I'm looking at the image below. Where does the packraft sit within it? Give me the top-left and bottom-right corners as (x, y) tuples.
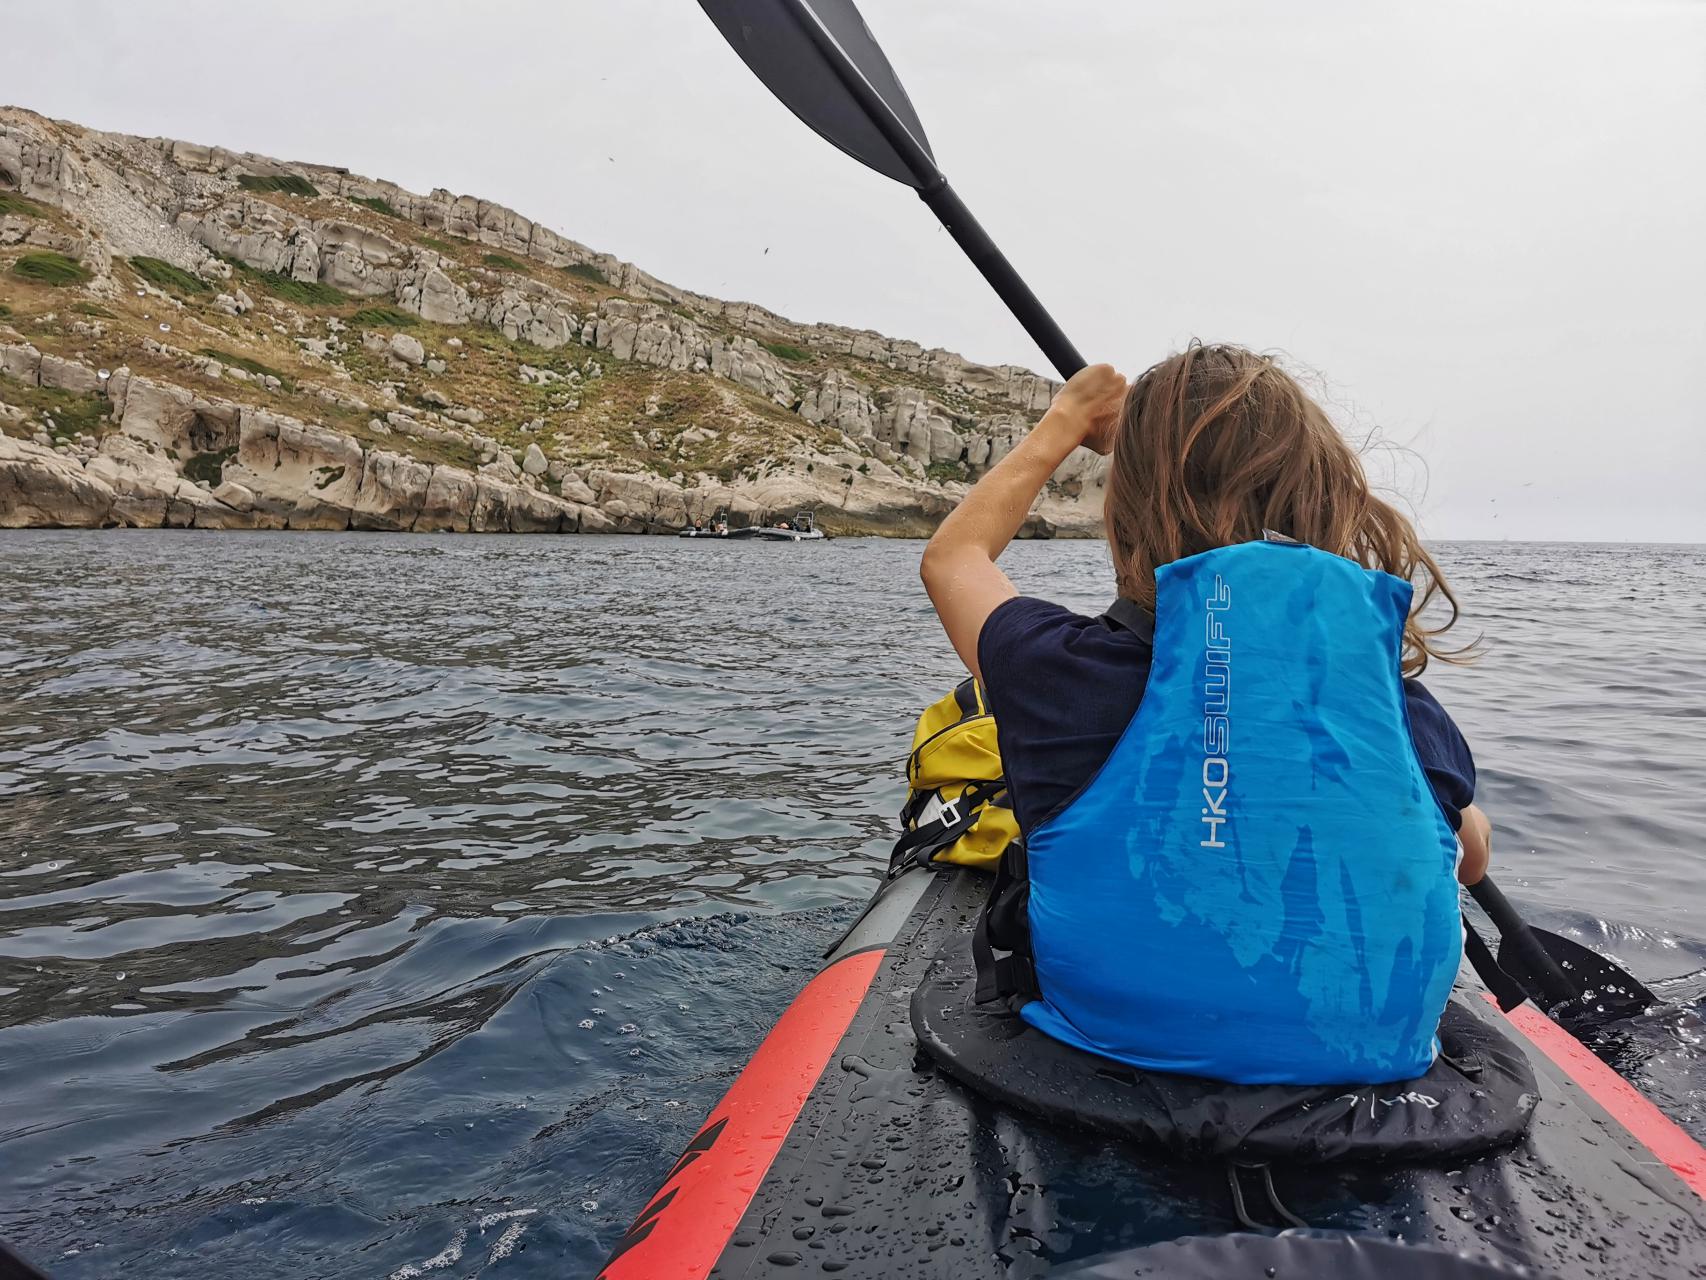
(601, 863), (1706, 1280)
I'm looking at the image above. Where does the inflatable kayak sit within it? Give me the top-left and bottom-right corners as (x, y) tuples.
(601, 864), (1706, 1279)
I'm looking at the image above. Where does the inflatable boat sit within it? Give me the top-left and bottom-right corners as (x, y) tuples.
(600, 864), (1706, 1278)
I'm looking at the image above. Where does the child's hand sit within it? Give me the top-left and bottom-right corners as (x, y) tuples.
(1457, 803), (1492, 885)
(1046, 363), (1128, 455)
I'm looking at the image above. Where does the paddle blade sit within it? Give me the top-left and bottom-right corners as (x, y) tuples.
(698, 0), (935, 188)
(1499, 927), (1657, 1023)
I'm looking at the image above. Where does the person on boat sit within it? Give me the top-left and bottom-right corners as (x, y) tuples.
(920, 343), (1491, 1086)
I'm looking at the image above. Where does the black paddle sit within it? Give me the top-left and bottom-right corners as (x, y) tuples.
(1470, 877), (1655, 1022)
(696, 0), (1660, 1031)
(696, 0), (1085, 380)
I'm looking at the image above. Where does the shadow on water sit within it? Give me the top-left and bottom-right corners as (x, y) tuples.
(0, 531), (1702, 1277)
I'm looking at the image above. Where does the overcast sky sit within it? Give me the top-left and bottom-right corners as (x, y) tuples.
(7, 1), (1703, 541)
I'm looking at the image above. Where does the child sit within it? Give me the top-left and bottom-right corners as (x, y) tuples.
(921, 343), (1490, 1086)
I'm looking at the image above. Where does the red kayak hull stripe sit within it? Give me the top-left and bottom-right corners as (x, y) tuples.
(1491, 995), (1706, 1201)
(600, 946), (886, 1280)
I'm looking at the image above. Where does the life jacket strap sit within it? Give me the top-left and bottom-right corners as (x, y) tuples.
(971, 839), (1038, 1004)
(1101, 596), (1155, 643)
(888, 778), (1007, 877)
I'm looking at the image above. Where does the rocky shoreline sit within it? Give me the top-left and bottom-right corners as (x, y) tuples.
(0, 107), (1104, 536)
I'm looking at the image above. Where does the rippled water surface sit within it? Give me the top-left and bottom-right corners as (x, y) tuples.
(2, 532), (1702, 1277)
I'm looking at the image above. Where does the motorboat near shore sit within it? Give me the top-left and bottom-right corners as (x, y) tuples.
(679, 512), (826, 542)
(599, 862), (1706, 1279)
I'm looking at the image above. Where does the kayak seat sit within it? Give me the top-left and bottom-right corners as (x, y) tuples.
(911, 927), (1540, 1164)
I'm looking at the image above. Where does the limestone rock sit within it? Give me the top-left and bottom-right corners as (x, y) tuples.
(388, 333), (425, 366)
(399, 264), (473, 325)
(212, 480), (255, 511)
(225, 408), (363, 529)
(800, 369), (877, 437)
(83, 435), (224, 528)
(472, 475), (570, 533)
(0, 342), (42, 386)
(118, 376), (241, 457)
(351, 450), (434, 531)
(558, 475), (596, 505)
(0, 434), (114, 527)
(416, 465), (477, 533)
(522, 442), (547, 476)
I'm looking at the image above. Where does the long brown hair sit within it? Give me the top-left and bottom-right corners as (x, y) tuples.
(1104, 342), (1468, 675)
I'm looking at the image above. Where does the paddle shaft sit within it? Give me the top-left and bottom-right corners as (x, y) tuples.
(781, 0), (1086, 380)
(1469, 877), (1582, 1006)
(919, 183), (1087, 380)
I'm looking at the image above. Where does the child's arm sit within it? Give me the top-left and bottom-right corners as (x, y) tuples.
(921, 363), (1127, 678)
(1458, 802), (1492, 885)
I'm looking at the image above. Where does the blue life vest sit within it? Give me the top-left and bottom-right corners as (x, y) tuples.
(1020, 539), (1463, 1085)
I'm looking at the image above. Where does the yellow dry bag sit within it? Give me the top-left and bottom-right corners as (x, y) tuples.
(890, 677), (1019, 873)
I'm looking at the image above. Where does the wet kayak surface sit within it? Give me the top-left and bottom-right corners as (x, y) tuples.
(0, 531), (1701, 1277)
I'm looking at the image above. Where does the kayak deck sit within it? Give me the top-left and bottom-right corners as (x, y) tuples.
(609, 868), (1706, 1278)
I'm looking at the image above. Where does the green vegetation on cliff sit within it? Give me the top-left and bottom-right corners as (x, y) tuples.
(0, 192), (51, 218)
(198, 347), (294, 389)
(183, 446), (236, 486)
(350, 195), (399, 217)
(0, 379), (111, 441)
(13, 252), (89, 286)
(130, 256), (211, 295)
(761, 340), (812, 363)
(350, 306), (417, 328)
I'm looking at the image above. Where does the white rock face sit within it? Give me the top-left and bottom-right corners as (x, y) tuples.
(39, 354), (103, 396)
(401, 264), (472, 325)
(0, 106), (1107, 537)
(0, 434), (115, 528)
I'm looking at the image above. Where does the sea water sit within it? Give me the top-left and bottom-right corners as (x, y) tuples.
(1, 531), (1701, 1277)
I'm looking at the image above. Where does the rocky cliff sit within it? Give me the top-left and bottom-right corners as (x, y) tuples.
(0, 107), (1104, 536)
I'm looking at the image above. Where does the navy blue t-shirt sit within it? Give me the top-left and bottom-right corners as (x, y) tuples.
(977, 596), (1476, 838)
